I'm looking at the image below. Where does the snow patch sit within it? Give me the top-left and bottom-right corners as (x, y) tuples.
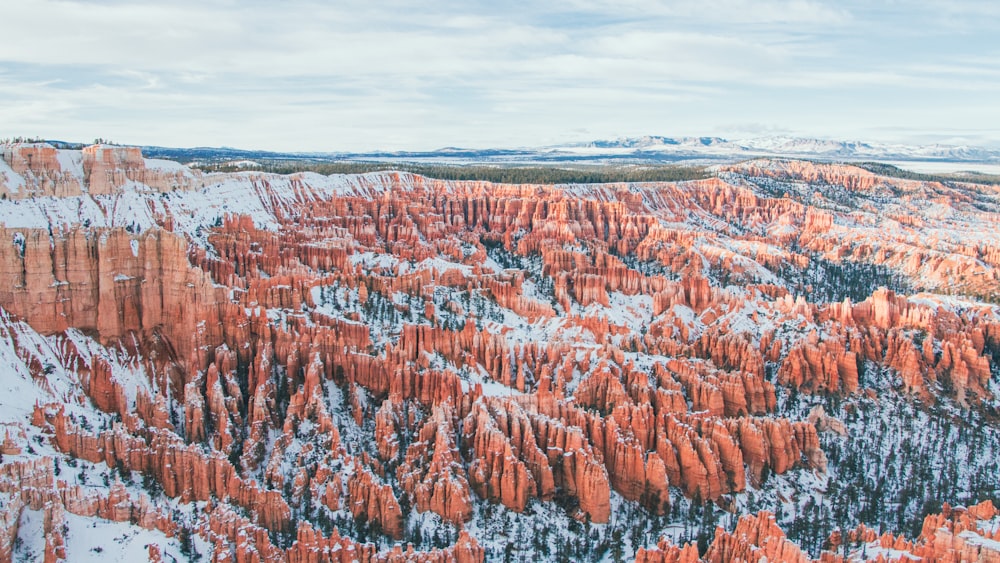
(55, 150), (85, 181)
(0, 155), (26, 194)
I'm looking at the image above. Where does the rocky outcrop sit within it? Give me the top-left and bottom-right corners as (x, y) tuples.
(636, 502), (1000, 563)
(375, 399), (403, 464)
(397, 404), (473, 524)
(287, 522), (484, 563)
(462, 399), (550, 514)
(725, 160), (883, 193)
(0, 143), (84, 198)
(807, 405), (847, 436)
(634, 541), (701, 563)
(347, 464), (404, 539)
(0, 456), (178, 563)
(705, 511), (811, 563)
(632, 512), (811, 563)
(36, 404), (293, 533)
(0, 226), (226, 369)
(0, 143), (201, 199)
(83, 145), (181, 194)
(779, 332), (859, 393)
(206, 500), (484, 563)
(840, 501), (1000, 562)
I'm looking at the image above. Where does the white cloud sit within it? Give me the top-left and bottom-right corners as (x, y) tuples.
(557, 0), (851, 25)
(0, 0), (997, 150)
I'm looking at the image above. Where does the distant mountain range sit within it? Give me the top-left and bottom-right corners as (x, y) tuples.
(559, 135), (1000, 163)
(45, 135), (1000, 167)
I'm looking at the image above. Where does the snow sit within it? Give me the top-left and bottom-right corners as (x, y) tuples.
(979, 517), (1000, 536)
(0, 161), (421, 246)
(0, 312), (157, 427)
(552, 135), (1000, 166)
(221, 159), (262, 169)
(958, 530), (1000, 553)
(855, 544), (921, 561)
(0, 156), (26, 195)
(884, 160), (1000, 175)
(144, 158), (191, 173)
(480, 255), (505, 274)
(103, 185), (161, 230)
(906, 292), (1000, 315)
(56, 512), (212, 562)
(13, 508), (47, 561)
(0, 194), (104, 230)
(0, 313), (72, 424)
(581, 292), (654, 332)
(11, 230), (25, 252)
(411, 257), (472, 275)
(669, 304), (697, 326)
(477, 380), (522, 397)
(349, 251), (399, 270)
(56, 150), (85, 180)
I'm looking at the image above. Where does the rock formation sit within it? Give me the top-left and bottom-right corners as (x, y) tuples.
(0, 145), (998, 561)
(637, 502), (1000, 563)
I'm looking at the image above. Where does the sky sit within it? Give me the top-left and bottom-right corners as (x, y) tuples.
(1, 0), (999, 152)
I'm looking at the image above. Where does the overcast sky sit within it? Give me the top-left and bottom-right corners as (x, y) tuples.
(1, 0), (998, 151)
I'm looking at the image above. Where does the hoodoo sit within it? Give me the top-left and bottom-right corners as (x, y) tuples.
(0, 143), (998, 561)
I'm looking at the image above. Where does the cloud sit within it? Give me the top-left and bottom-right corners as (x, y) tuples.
(554, 0), (851, 25)
(0, 0), (997, 150)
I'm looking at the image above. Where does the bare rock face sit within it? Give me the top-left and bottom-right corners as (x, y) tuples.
(0, 226), (226, 366)
(530, 407), (612, 522)
(287, 523), (485, 563)
(82, 145), (147, 195)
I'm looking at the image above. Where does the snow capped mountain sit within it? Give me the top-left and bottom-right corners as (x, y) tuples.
(555, 135), (1000, 163)
(580, 136), (729, 150)
(117, 135), (1000, 169)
